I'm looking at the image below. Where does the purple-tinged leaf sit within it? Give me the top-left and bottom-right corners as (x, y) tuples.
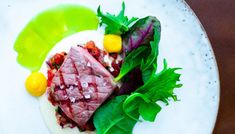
(122, 16), (161, 54)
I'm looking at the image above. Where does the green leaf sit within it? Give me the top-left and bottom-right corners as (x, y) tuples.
(139, 101), (161, 122)
(120, 59), (181, 124)
(115, 27), (161, 82)
(116, 26), (161, 83)
(141, 64), (157, 83)
(123, 93), (147, 121)
(141, 28), (160, 71)
(122, 16), (161, 53)
(140, 28), (161, 82)
(93, 96), (139, 134)
(97, 2), (138, 35)
(115, 46), (147, 81)
(137, 60), (182, 104)
(123, 93), (161, 122)
(94, 60), (182, 133)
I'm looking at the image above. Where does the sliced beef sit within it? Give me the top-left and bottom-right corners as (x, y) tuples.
(49, 46), (116, 128)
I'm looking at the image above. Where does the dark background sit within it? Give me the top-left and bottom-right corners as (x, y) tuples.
(185, 0), (235, 133)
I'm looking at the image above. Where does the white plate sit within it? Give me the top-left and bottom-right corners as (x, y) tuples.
(0, 0), (220, 134)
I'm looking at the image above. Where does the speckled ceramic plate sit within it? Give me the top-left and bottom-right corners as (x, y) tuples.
(0, 0), (220, 134)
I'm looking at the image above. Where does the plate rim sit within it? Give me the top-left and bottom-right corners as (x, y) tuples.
(181, 0), (220, 131)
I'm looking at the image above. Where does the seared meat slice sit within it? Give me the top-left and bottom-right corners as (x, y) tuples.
(49, 46), (116, 128)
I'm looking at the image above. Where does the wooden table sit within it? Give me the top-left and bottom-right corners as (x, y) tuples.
(185, 0), (235, 133)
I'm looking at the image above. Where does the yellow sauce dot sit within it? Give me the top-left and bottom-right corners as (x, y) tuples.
(25, 72), (47, 97)
(103, 34), (122, 53)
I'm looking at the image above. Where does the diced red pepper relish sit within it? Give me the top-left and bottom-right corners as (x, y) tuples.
(84, 41), (100, 58)
(54, 53), (65, 65)
(84, 41), (109, 68)
(47, 70), (55, 87)
(47, 52), (66, 70)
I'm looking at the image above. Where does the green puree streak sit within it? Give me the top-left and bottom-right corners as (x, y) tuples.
(14, 4), (99, 71)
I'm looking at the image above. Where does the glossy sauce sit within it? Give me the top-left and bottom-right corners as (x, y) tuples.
(14, 4), (99, 71)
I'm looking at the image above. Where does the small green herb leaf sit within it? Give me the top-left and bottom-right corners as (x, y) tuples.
(137, 60), (182, 104)
(97, 2), (138, 35)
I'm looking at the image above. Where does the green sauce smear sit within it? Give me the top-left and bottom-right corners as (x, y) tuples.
(14, 4), (99, 71)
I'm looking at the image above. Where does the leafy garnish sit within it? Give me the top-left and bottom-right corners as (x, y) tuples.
(94, 61), (182, 134)
(115, 25), (160, 82)
(138, 99), (161, 121)
(97, 2), (138, 35)
(117, 68), (144, 95)
(122, 16), (161, 54)
(141, 64), (157, 83)
(140, 28), (160, 82)
(115, 46), (147, 81)
(93, 4), (182, 134)
(93, 96), (139, 134)
(136, 60), (182, 104)
(116, 17), (161, 94)
(140, 28), (160, 72)
(123, 93), (161, 122)
(123, 60), (182, 122)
